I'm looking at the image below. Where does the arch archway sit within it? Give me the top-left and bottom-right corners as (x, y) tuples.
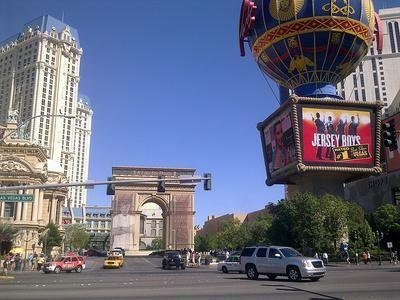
(110, 167), (196, 255)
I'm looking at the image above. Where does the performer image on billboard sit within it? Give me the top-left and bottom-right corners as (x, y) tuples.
(311, 112), (326, 160)
(272, 121), (291, 170)
(263, 110), (296, 175)
(302, 107), (373, 165)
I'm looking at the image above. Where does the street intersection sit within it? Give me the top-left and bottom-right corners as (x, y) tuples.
(1, 256), (400, 299)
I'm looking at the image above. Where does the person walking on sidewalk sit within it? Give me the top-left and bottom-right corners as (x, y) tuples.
(322, 252), (328, 265)
(366, 250), (371, 264)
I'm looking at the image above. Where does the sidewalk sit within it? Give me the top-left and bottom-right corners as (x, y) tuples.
(326, 261), (400, 270)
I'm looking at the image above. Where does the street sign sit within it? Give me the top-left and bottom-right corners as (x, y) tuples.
(0, 194), (33, 202)
(387, 242), (393, 248)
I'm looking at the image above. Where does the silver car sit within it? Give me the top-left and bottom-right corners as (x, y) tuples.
(240, 246), (326, 281)
(217, 256), (241, 273)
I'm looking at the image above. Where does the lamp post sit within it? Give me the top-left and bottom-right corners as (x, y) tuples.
(0, 113), (75, 143)
(376, 230), (384, 266)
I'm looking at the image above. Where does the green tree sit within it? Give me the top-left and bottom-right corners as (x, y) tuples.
(215, 218), (249, 250)
(151, 238), (164, 250)
(64, 224), (90, 252)
(347, 202), (375, 251)
(0, 223), (19, 254)
(194, 234), (217, 252)
(39, 222), (62, 255)
(245, 216), (272, 246)
(374, 204), (400, 249)
(269, 193), (327, 252)
(320, 194), (350, 252)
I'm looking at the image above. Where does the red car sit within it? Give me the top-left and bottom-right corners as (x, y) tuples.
(43, 255), (86, 274)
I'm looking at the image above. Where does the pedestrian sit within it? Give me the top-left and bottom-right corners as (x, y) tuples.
(361, 251), (367, 264)
(346, 251), (350, 264)
(314, 252), (319, 259)
(14, 254), (21, 271)
(37, 254), (45, 272)
(2, 257), (8, 276)
(28, 253), (33, 270)
(197, 252), (202, 266)
(322, 252), (328, 265)
(366, 250), (371, 264)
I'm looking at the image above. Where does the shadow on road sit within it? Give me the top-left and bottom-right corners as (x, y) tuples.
(261, 284), (344, 300)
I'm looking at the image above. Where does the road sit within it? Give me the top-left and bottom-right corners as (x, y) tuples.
(1, 256), (400, 299)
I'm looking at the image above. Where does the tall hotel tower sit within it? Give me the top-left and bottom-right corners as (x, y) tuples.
(0, 15), (92, 207)
(337, 8), (400, 116)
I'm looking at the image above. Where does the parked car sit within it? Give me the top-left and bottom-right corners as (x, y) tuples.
(217, 255), (241, 273)
(162, 251), (186, 270)
(240, 246), (326, 281)
(43, 255), (86, 274)
(86, 249), (108, 257)
(103, 256), (124, 269)
(113, 247), (125, 257)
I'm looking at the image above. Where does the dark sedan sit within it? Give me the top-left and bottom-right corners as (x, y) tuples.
(162, 251), (186, 270)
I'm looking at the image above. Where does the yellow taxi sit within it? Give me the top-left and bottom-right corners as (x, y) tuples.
(103, 255), (124, 269)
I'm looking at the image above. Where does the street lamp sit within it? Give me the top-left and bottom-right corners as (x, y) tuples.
(0, 113), (75, 143)
(375, 230), (384, 266)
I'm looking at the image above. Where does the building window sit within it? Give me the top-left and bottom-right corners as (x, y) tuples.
(4, 202), (15, 218)
(159, 229), (163, 237)
(151, 229), (156, 237)
(389, 22), (397, 53)
(151, 220), (156, 228)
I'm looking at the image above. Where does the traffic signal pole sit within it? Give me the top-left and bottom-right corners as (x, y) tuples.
(0, 175), (212, 192)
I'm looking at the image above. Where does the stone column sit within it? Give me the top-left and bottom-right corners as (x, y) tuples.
(0, 202), (3, 218)
(37, 190), (44, 221)
(50, 197), (57, 223)
(165, 214), (171, 249)
(58, 199), (63, 225)
(16, 202), (22, 221)
(133, 213), (141, 252)
(31, 189), (39, 221)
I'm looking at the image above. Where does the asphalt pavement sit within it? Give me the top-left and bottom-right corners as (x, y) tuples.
(1, 256), (400, 299)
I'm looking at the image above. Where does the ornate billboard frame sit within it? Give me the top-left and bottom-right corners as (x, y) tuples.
(257, 96), (383, 186)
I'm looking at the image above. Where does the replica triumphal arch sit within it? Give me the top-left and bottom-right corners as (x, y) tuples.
(110, 167), (195, 254)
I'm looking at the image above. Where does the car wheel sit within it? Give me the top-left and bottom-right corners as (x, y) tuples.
(222, 266), (228, 274)
(75, 266), (82, 273)
(181, 264), (186, 270)
(246, 265), (259, 280)
(54, 267), (61, 274)
(287, 266), (302, 282)
(267, 274), (277, 280)
(310, 277), (321, 282)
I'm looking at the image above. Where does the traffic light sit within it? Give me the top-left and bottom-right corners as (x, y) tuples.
(382, 119), (398, 151)
(203, 173), (212, 191)
(157, 175), (165, 193)
(106, 177), (115, 195)
(353, 230), (358, 241)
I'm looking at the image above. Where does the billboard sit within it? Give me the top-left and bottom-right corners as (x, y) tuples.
(300, 106), (374, 167)
(385, 113), (400, 173)
(262, 108), (296, 177)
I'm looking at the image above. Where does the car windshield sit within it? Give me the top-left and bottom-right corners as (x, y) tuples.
(279, 248), (302, 257)
(166, 252), (180, 257)
(107, 256), (120, 260)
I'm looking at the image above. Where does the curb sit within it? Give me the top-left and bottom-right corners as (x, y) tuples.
(0, 276), (15, 280)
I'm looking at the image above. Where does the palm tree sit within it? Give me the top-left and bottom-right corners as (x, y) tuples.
(0, 223), (19, 254)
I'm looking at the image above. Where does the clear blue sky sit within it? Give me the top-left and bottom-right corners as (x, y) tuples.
(0, 0), (398, 226)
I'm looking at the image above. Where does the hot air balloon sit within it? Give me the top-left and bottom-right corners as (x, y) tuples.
(239, 0), (380, 100)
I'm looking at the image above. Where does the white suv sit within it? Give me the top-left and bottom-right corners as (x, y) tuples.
(240, 246), (326, 281)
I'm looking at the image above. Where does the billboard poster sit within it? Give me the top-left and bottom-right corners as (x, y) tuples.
(263, 109), (296, 176)
(301, 106), (374, 166)
(385, 113), (400, 173)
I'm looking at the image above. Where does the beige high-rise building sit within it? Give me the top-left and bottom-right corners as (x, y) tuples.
(0, 15), (92, 207)
(337, 8), (400, 117)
